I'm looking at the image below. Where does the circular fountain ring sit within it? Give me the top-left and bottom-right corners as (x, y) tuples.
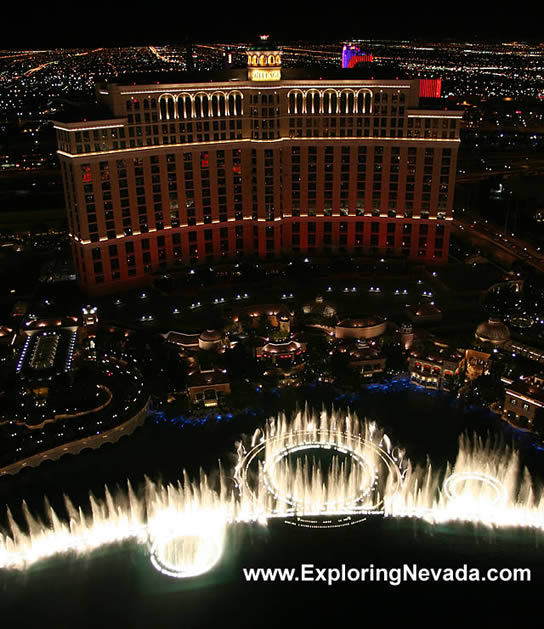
(149, 532), (224, 579)
(236, 428), (404, 527)
(443, 472), (507, 505)
(263, 441), (376, 510)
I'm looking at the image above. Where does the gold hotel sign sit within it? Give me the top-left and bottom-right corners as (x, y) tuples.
(249, 68), (281, 81)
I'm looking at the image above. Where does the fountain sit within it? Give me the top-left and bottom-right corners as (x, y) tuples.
(386, 432), (544, 528)
(1, 407), (543, 579)
(234, 407), (406, 525)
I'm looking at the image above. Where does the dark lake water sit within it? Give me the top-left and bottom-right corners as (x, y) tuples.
(1, 383), (543, 625)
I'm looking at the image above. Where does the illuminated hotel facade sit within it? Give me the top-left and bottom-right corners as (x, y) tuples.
(54, 43), (462, 295)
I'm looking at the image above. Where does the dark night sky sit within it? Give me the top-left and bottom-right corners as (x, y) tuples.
(3, 3), (542, 48)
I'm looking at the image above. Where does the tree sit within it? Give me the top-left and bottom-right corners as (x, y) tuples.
(302, 333), (332, 382)
(382, 342), (406, 373)
(238, 311), (252, 332)
(219, 343), (260, 381)
(533, 408), (544, 436)
(463, 374), (504, 408)
(329, 352), (352, 385)
(269, 327), (289, 342)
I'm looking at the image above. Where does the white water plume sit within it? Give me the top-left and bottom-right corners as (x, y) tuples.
(1, 407), (544, 578)
(385, 433), (544, 528)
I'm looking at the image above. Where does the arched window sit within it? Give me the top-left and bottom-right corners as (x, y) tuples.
(340, 92), (347, 114)
(305, 92), (312, 114)
(305, 90), (319, 114)
(176, 96), (184, 119)
(219, 94), (226, 116)
(228, 94), (235, 116)
(288, 92), (296, 114)
(235, 93), (242, 116)
(126, 100), (133, 111)
(288, 91), (304, 114)
(159, 98), (167, 120)
(194, 95), (202, 117)
(323, 90), (337, 114)
(357, 92), (365, 113)
(143, 99), (149, 110)
(178, 94), (191, 118)
(295, 92), (303, 114)
(330, 91), (338, 114)
(347, 91), (355, 114)
(211, 94), (219, 117)
(184, 96), (192, 119)
(159, 95), (176, 120)
(167, 98), (175, 120)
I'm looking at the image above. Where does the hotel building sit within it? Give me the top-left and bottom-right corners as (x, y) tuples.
(54, 41), (462, 295)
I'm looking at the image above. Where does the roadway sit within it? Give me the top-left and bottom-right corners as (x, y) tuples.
(453, 212), (544, 273)
(457, 156), (544, 183)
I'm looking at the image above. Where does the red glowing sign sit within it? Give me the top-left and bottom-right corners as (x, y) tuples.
(419, 79), (442, 98)
(346, 54), (373, 68)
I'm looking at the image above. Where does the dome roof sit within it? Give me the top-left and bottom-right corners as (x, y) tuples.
(337, 315), (384, 328)
(475, 318), (510, 344)
(261, 340), (301, 354)
(199, 329), (222, 342)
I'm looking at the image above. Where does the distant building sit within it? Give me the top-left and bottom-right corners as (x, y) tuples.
(163, 328), (224, 352)
(335, 315), (386, 340)
(0, 326), (16, 363)
(502, 373), (544, 431)
(53, 38), (461, 294)
(399, 322), (414, 350)
(463, 348), (492, 380)
(235, 304), (294, 330)
(164, 331), (200, 350)
(81, 305), (98, 333)
(342, 44), (373, 68)
(10, 301), (28, 319)
(405, 303), (442, 323)
(409, 342), (463, 390)
(255, 339), (306, 365)
(187, 367), (230, 406)
(346, 346), (386, 378)
(474, 317), (510, 346)
(16, 317), (79, 382)
(198, 329), (223, 351)
(303, 298), (336, 320)
(509, 340), (544, 365)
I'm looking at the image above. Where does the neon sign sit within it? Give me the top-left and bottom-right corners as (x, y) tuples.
(249, 68), (281, 82)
